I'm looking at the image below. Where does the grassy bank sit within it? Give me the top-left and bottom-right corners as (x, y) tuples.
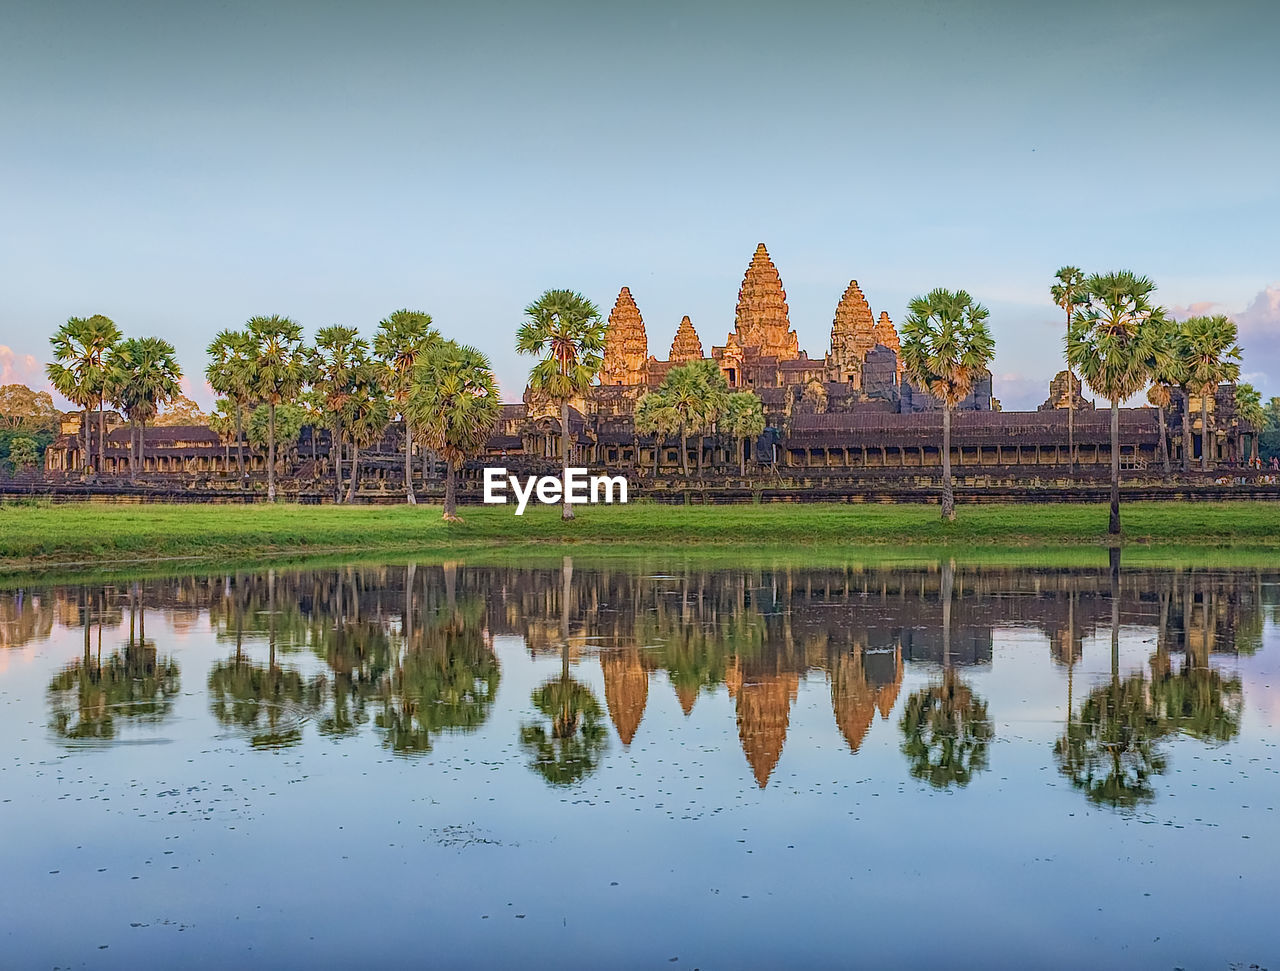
(1, 500), (1278, 572)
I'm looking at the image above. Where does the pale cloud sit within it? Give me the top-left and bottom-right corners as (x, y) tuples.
(0, 345), (47, 388)
(995, 372), (1052, 412)
(179, 375), (216, 410)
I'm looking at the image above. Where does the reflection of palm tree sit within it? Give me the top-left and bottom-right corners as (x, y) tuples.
(521, 667), (607, 785)
(520, 557), (607, 784)
(1054, 673), (1167, 810)
(208, 570), (322, 749)
(899, 560), (993, 788)
(900, 668), (992, 788)
(207, 655), (322, 749)
(374, 570), (499, 755)
(1055, 548), (1168, 810)
(48, 595), (180, 743)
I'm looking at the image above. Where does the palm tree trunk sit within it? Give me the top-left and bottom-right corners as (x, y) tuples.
(235, 402), (245, 477)
(740, 436), (746, 475)
(560, 400), (574, 521)
(653, 436), (661, 476)
(404, 419), (416, 504)
(81, 407), (90, 474)
(268, 402), (278, 501)
(345, 444), (360, 503)
(697, 435), (705, 475)
(1200, 390), (1211, 471)
(680, 430), (689, 476)
(940, 405), (955, 521)
(333, 432), (344, 502)
(98, 400), (106, 474)
(1109, 398), (1121, 535)
(1157, 405), (1170, 478)
(443, 458), (459, 520)
(1067, 365), (1076, 471)
(138, 421), (146, 474)
(1181, 390), (1192, 474)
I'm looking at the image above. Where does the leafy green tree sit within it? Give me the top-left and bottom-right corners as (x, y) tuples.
(516, 290), (605, 520)
(1050, 266), (1089, 468)
(209, 399), (237, 471)
(656, 362), (711, 476)
(339, 349), (390, 504)
(7, 435), (39, 472)
(245, 315), (308, 501)
(1259, 396), (1280, 464)
(722, 390), (766, 474)
(310, 325), (366, 501)
(205, 329), (256, 478)
(633, 391), (679, 476)
(1235, 383), (1265, 465)
(373, 309), (438, 504)
(0, 384), (57, 430)
(1180, 314), (1242, 471)
(406, 340), (501, 521)
(105, 336), (183, 474)
(1066, 272), (1163, 534)
(900, 289), (995, 521)
(249, 403), (306, 476)
(47, 314), (121, 473)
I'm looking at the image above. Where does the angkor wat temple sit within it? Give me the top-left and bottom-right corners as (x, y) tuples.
(34, 242), (1261, 500)
(495, 242), (1245, 484)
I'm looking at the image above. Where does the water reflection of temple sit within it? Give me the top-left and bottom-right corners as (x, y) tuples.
(6, 564), (1273, 786)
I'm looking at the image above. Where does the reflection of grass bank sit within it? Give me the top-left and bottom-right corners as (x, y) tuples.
(1, 500), (1278, 573)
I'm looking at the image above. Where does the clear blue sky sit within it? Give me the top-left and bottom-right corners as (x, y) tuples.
(2, 0), (1276, 409)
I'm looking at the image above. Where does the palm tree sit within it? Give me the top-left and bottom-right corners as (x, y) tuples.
(1050, 267), (1089, 469)
(245, 315), (308, 501)
(310, 326), (366, 502)
(658, 362), (709, 476)
(47, 314), (121, 474)
(1180, 314), (1242, 471)
(373, 309), (438, 504)
(406, 340), (501, 521)
(723, 390), (765, 474)
(340, 350), (390, 504)
(1144, 314), (1182, 480)
(690, 360), (730, 473)
(634, 391), (677, 476)
(1236, 383), (1265, 466)
(899, 289), (995, 521)
(1066, 272), (1163, 535)
(205, 329), (256, 478)
(105, 337), (184, 475)
(516, 290), (605, 520)
(209, 399), (237, 472)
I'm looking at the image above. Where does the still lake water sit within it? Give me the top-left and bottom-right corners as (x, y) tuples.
(1, 559), (1278, 969)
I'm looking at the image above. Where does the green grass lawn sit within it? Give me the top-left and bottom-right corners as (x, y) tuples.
(1, 500), (1278, 572)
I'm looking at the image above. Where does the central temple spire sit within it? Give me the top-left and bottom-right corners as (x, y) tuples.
(733, 243), (800, 361)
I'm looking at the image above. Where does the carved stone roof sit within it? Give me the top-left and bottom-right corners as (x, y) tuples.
(733, 243), (800, 361)
(668, 316), (704, 363)
(601, 287), (649, 386)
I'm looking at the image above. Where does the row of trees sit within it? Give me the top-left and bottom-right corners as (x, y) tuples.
(36, 275), (1260, 524)
(635, 361), (767, 476)
(1058, 269), (1246, 533)
(46, 316), (185, 476)
(204, 313), (499, 515)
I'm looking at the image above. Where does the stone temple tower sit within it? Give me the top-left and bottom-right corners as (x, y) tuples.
(733, 243), (800, 361)
(600, 286), (649, 386)
(668, 316), (704, 363)
(828, 280), (877, 387)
